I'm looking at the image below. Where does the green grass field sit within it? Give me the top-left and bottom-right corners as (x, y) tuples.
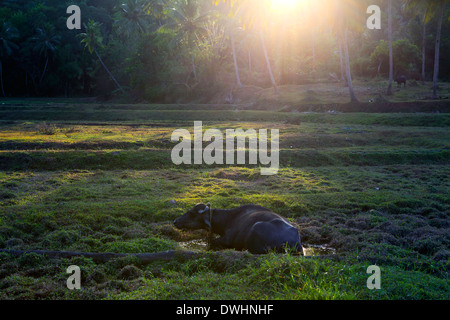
(0, 97), (448, 300)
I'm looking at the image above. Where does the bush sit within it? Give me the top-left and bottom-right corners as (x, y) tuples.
(143, 86), (167, 102)
(17, 253), (45, 267)
(43, 230), (80, 249)
(37, 122), (58, 135)
(118, 265), (143, 280)
(370, 39), (420, 77)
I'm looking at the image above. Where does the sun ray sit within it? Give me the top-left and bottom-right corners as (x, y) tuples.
(270, 0), (302, 13)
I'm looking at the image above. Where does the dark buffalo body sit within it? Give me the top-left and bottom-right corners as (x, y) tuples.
(174, 203), (302, 254)
(395, 75), (407, 87)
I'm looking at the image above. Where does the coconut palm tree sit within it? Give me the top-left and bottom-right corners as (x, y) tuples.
(163, 0), (210, 81)
(403, 0), (449, 98)
(239, 28), (258, 73)
(222, 16), (243, 88)
(386, 0), (394, 95)
(200, 17), (229, 85)
(32, 24), (61, 86)
(259, 31), (278, 93)
(338, 37), (345, 82)
(142, 0), (166, 27)
(217, 0), (364, 100)
(78, 20), (124, 93)
(230, 30), (243, 88)
(223, 0), (279, 93)
(115, 0), (150, 40)
(342, 28), (358, 102)
(431, 0), (448, 99)
(332, 0), (363, 102)
(0, 22), (19, 97)
(403, 0), (433, 84)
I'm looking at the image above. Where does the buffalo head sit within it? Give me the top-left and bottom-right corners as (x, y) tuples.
(174, 202), (211, 231)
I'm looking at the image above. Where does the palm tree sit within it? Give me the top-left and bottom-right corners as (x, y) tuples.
(333, 0), (362, 102)
(32, 25), (61, 86)
(431, 0), (447, 99)
(78, 20), (124, 93)
(403, 0), (433, 84)
(300, 1), (320, 75)
(201, 17), (228, 85)
(163, 0), (210, 81)
(230, 30), (243, 88)
(338, 37), (345, 81)
(143, 0), (166, 27)
(239, 29), (258, 73)
(259, 31), (278, 93)
(342, 27), (358, 102)
(403, 0), (449, 98)
(0, 22), (19, 97)
(115, 0), (150, 40)
(221, 14), (244, 89)
(386, 0), (394, 95)
(223, 0), (279, 93)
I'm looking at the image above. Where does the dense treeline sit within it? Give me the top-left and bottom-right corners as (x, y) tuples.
(0, 0), (449, 102)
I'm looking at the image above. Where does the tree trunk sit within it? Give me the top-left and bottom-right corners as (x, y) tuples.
(343, 28), (358, 102)
(95, 49), (124, 93)
(422, 21), (426, 84)
(40, 56), (49, 86)
(386, 0), (393, 95)
(338, 37), (345, 81)
(231, 32), (243, 88)
(187, 33), (197, 82)
(191, 54), (197, 81)
(311, 30), (316, 73)
(25, 71), (29, 96)
(0, 60), (4, 97)
(432, 0), (444, 99)
(30, 73), (39, 95)
(260, 31), (278, 94)
(280, 31), (286, 85)
(248, 51), (252, 73)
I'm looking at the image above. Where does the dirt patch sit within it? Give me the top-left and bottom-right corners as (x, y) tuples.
(0, 140), (174, 151)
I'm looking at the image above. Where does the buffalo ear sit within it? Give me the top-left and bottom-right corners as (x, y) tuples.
(198, 206), (207, 214)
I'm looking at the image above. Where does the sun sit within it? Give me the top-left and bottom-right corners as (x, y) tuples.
(270, 0), (302, 14)
(270, 0), (306, 15)
(276, 0), (298, 6)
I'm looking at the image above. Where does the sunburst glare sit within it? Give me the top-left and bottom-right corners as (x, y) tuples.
(270, 0), (302, 13)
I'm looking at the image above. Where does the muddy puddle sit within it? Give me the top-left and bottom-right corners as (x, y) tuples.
(178, 239), (209, 251)
(301, 244), (336, 256)
(178, 239), (336, 256)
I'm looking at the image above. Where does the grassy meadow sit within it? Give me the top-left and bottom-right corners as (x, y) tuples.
(0, 88), (449, 300)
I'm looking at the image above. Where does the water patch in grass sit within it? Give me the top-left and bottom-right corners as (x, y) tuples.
(302, 244), (336, 256)
(177, 239), (336, 257)
(178, 239), (208, 251)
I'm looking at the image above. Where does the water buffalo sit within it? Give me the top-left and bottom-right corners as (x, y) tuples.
(395, 75), (407, 87)
(174, 203), (302, 254)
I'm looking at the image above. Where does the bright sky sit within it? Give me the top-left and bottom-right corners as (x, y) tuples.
(270, 0), (302, 13)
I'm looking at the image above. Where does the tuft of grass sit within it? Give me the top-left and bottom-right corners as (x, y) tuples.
(36, 122), (58, 135)
(103, 238), (178, 254)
